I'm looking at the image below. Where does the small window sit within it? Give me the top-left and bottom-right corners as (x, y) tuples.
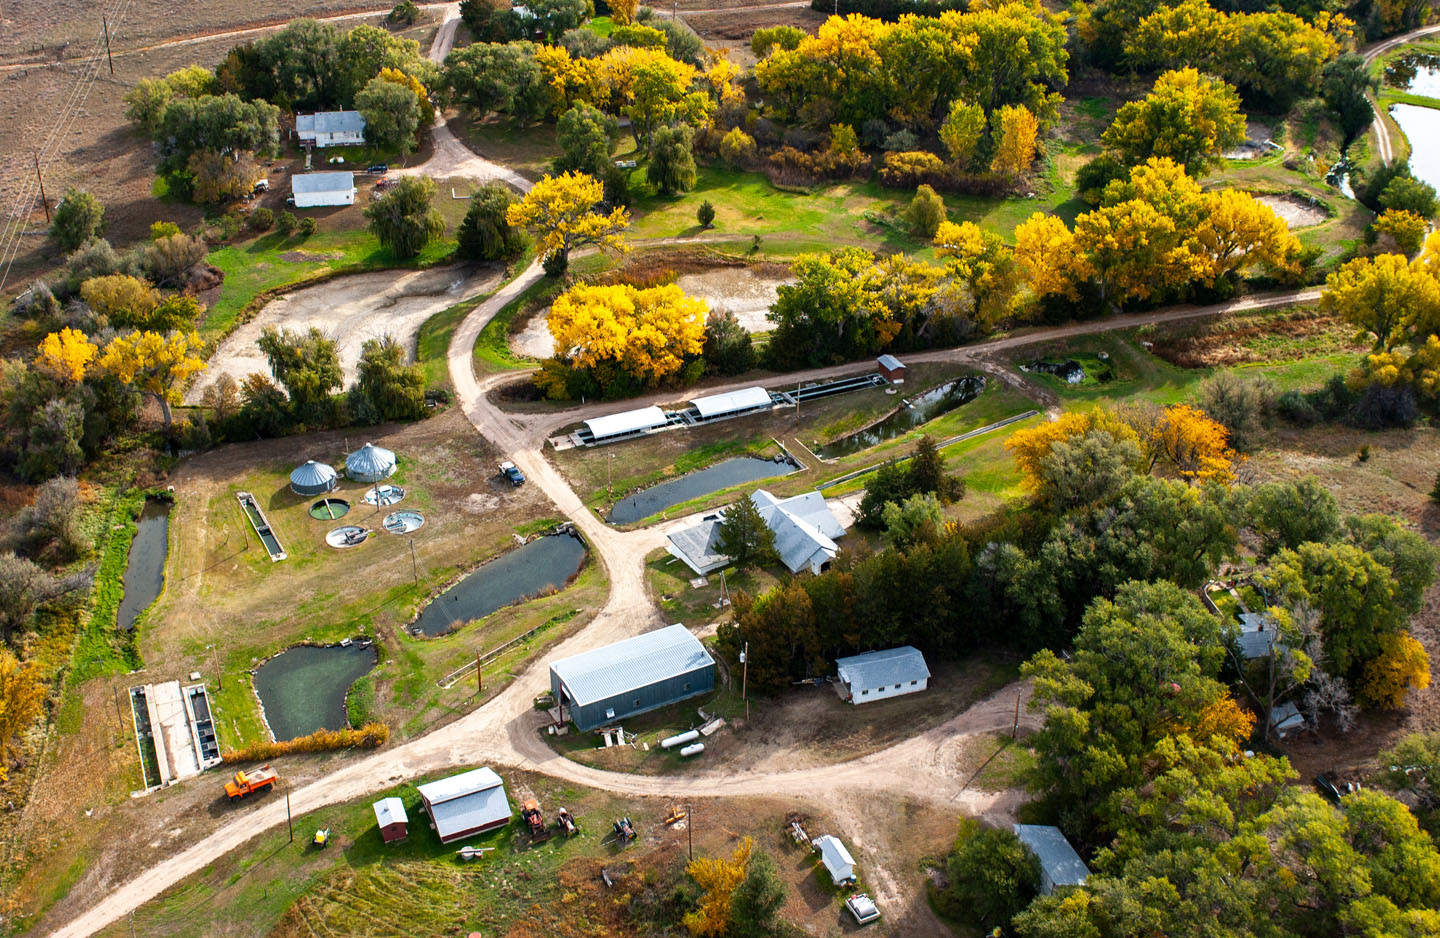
(910, 680), (917, 686)
(860, 689), (868, 695)
(683, 682), (691, 691)
(894, 684), (901, 690)
(633, 699), (642, 708)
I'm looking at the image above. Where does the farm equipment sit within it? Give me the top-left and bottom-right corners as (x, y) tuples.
(224, 765), (278, 801)
(612, 817), (636, 846)
(663, 805), (688, 826)
(312, 828), (330, 848)
(522, 799), (553, 842)
(846, 894), (881, 926)
(556, 807), (578, 836)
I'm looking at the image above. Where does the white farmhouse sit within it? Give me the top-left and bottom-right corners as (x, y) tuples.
(291, 171), (356, 208)
(295, 110), (366, 147)
(834, 646), (930, 704)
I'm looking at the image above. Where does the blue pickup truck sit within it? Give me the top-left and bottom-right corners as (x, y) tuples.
(499, 461), (525, 487)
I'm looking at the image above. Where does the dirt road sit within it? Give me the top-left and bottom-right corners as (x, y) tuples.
(1362, 24), (1440, 164)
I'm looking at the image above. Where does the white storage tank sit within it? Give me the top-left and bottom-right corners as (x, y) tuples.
(679, 742), (705, 757)
(661, 729), (701, 750)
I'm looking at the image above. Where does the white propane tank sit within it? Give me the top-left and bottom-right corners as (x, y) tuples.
(661, 729), (701, 749)
(679, 742), (705, 757)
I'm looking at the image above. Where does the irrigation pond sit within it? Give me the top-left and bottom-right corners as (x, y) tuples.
(117, 498), (171, 631)
(252, 642), (378, 742)
(607, 456), (795, 524)
(411, 532), (587, 637)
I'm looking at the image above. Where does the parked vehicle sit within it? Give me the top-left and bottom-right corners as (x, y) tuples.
(252, 179), (269, 193)
(224, 765), (278, 801)
(367, 164), (389, 175)
(846, 894), (880, 925)
(499, 461), (525, 487)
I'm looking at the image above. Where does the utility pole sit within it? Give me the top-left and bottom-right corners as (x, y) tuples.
(211, 644), (222, 690)
(33, 150), (50, 222)
(286, 787), (294, 843)
(687, 803), (693, 860)
(237, 502), (249, 549)
(741, 642), (749, 722)
(476, 651), (483, 696)
(102, 12), (114, 75)
(410, 540), (418, 584)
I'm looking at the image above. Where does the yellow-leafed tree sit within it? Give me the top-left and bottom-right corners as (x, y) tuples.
(35, 328), (98, 383)
(505, 171), (630, 274)
(684, 837), (753, 937)
(611, 0), (638, 25)
(98, 330), (207, 430)
(1320, 252), (1440, 352)
(932, 220), (1021, 326)
(377, 66), (434, 126)
(1193, 189), (1301, 284)
(1014, 212), (1087, 300)
(1359, 632), (1431, 709)
(1140, 403), (1237, 483)
(0, 649), (45, 781)
(80, 274), (160, 328)
(545, 282), (707, 391)
(990, 104), (1039, 177)
(1374, 208), (1428, 255)
(1179, 695), (1256, 748)
(1005, 409), (1141, 490)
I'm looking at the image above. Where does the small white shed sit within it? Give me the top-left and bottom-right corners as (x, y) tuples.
(835, 646), (930, 704)
(296, 110), (366, 147)
(292, 171), (356, 208)
(812, 834), (856, 884)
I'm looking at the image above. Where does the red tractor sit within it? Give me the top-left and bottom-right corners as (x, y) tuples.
(522, 799), (553, 843)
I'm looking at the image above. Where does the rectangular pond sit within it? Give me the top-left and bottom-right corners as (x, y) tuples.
(1389, 104), (1440, 193)
(411, 532), (588, 637)
(117, 497), (170, 632)
(816, 376), (985, 460)
(607, 456), (796, 524)
(252, 642), (378, 742)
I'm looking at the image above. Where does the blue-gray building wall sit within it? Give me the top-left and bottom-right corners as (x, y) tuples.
(552, 662), (715, 730)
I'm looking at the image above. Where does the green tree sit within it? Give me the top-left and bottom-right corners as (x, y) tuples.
(1244, 477), (1341, 558)
(904, 184), (946, 239)
(364, 175), (446, 260)
(701, 310), (753, 375)
(1036, 428), (1142, 511)
(716, 495), (778, 570)
(749, 25), (805, 57)
(355, 75), (421, 153)
(939, 99), (986, 167)
(696, 200), (715, 228)
(23, 399), (86, 480)
(1344, 514), (1440, 618)
(156, 95), (280, 171)
(728, 850), (787, 938)
(50, 188), (106, 253)
(512, 0), (588, 40)
(1320, 253), (1440, 352)
(456, 183), (526, 261)
(443, 42), (547, 123)
(458, 0), (513, 41)
(648, 123), (697, 196)
(1323, 53), (1379, 142)
(881, 492), (945, 549)
(1101, 69), (1245, 177)
(940, 819), (1041, 932)
(1380, 174), (1439, 219)
(256, 326), (343, 417)
(186, 150), (264, 205)
(554, 102), (617, 178)
(908, 434), (963, 502)
(355, 335), (427, 421)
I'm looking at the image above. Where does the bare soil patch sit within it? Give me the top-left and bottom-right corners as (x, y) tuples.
(1148, 307), (1365, 368)
(1254, 193), (1329, 228)
(190, 263), (502, 402)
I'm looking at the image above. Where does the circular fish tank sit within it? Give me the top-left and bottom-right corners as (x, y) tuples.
(383, 510), (424, 534)
(363, 484), (405, 507)
(309, 498), (351, 520)
(325, 525), (370, 548)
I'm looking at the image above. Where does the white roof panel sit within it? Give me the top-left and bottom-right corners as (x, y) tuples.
(292, 171), (355, 194)
(297, 110), (366, 134)
(373, 796), (408, 827)
(1014, 825), (1090, 888)
(429, 785), (511, 840)
(550, 624), (713, 707)
(813, 835), (855, 880)
(584, 406), (667, 440)
(836, 646), (930, 691)
(877, 354), (904, 370)
(417, 766), (504, 805)
(690, 387), (771, 419)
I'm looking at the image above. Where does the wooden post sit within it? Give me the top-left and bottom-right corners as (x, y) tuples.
(410, 540), (418, 584)
(286, 787), (293, 843)
(102, 13), (114, 75)
(687, 803), (694, 860)
(33, 150), (50, 222)
(476, 652), (483, 696)
(237, 501), (249, 549)
(1012, 687), (1021, 738)
(212, 644), (222, 691)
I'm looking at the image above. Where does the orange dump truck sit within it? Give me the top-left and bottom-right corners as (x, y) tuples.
(225, 765), (278, 801)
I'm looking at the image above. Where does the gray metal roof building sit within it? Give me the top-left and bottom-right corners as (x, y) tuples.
(549, 624), (715, 730)
(1013, 824), (1089, 895)
(835, 646), (930, 704)
(417, 767), (511, 843)
(584, 406), (668, 442)
(689, 387), (772, 420)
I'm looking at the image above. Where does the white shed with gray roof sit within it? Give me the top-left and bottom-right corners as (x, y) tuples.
(583, 406), (668, 442)
(417, 767), (510, 843)
(835, 646), (930, 703)
(549, 624), (715, 730)
(689, 386), (772, 420)
(1013, 824), (1089, 895)
(291, 171), (356, 207)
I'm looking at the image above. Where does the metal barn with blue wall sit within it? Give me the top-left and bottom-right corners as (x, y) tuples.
(549, 624), (715, 730)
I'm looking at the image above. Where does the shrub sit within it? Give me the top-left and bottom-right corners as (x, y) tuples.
(297, 217), (317, 236)
(882, 128), (918, 151)
(1352, 383), (1417, 429)
(388, 0), (420, 23)
(248, 207), (274, 231)
(719, 127), (757, 168)
(697, 200), (715, 228)
(1275, 389), (1319, 426)
(51, 188), (107, 253)
(9, 476), (89, 564)
(879, 150), (948, 188)
(142, 233), (207, 286)
(221, 722), (390, 762)
(543, 250), (569, 277)
(149, 221), (182, 241)
(276, 210), (296, 234)
(904, 184), (946, 238)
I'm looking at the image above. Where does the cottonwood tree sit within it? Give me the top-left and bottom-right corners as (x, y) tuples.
(540, 282), (705, 388)
(939, 99), (986, 167)
(554, 103), (617, 178)
(1243, 477), (1341, 557)
(50, 189), (106, 253)
(939, 820), (1040, 932)
(0, 649), (45, 779)
(355, 335), (426, 421)
(990, 104), (1040, 177)
(356, 76), (421, 153)
(933, 221), (1021, 326)
(504, 171), (630, 274)
(98, 331), (207, 430)
(443, 42), (548, 123)
(456, 184), (526, 261)
(1102, 69), (1245, 177)
(34, 329), (97, 384)
(1321, 253), (1440, 351)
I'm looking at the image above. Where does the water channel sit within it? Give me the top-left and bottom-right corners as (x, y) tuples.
(1388, 104), (1440, 193)
(607, 456), (796, 524)
(411, 533), (587, 636)
(816, 377), (985, 460)
(252, 642), (378, 741)
(117, 498), (171, 631)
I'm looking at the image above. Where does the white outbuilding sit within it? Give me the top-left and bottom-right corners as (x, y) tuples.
(295, 110), (366, 147)
(812, 834), (856, 884)
(1013, 824), (1090, 895)
(834, 646), (930, 704)
(291, 171), (356, 208)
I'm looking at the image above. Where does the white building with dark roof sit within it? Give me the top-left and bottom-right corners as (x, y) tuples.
(417, 767), (511, 843)
(295, 110), (366, 147)
(835, 646), (930, 704)
(1013, 824), (1090, 895)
